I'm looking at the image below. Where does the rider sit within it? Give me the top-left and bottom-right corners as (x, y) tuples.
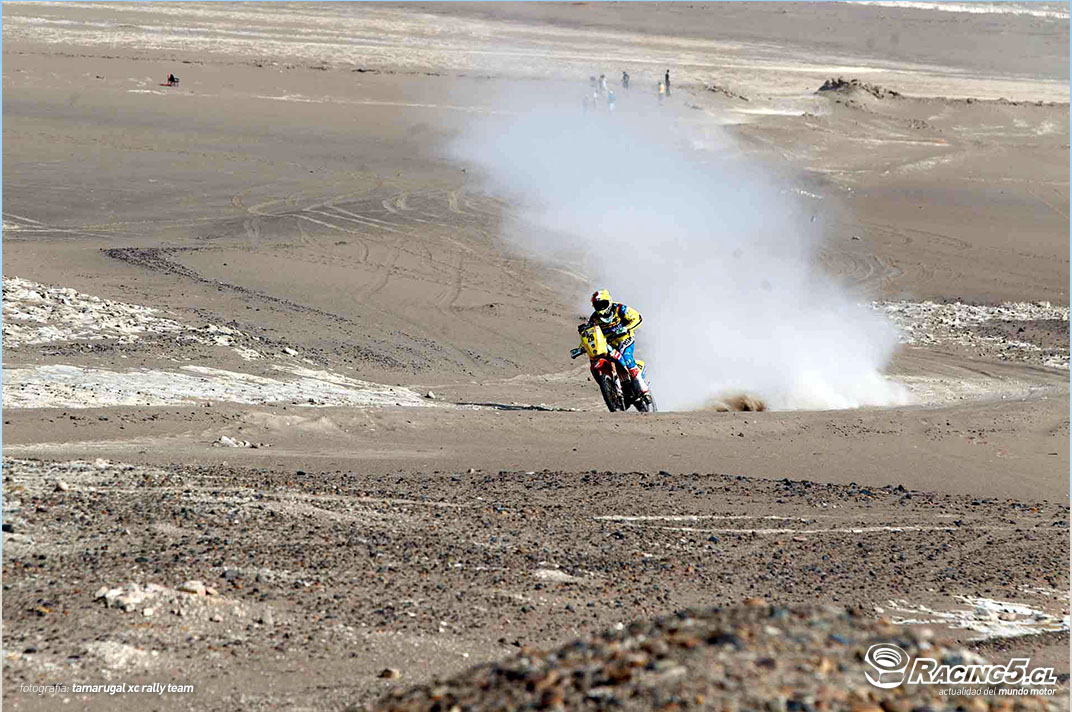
(584, 289), (650, 396)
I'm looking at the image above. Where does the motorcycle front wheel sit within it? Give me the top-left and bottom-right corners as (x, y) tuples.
(597, 373), (625, 412)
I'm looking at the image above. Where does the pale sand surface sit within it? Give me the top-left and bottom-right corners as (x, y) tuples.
(2, 3), (1068, 710)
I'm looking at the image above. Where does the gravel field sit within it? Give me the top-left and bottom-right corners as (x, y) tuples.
(2, 1), (1068, 709)
(2, 458), (1067, 710)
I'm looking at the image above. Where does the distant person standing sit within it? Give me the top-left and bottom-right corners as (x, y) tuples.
(664, 69), (671, 97)
(599, 73), (608, 95)
(621, 70), (630, 89)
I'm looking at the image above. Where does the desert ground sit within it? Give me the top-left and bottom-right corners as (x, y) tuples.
(1, 2), (1069, 710)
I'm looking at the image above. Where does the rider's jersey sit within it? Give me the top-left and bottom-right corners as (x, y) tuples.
(587, 303), (642, 347)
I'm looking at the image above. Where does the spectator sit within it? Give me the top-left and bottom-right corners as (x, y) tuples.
(621, 70), (630, 89)
(664, 69), (671, 97)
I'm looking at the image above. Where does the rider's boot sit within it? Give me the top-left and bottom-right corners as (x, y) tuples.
(629, 366), (650, 396)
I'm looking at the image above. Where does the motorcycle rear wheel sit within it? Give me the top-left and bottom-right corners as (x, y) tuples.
(640, 393), (658, 413)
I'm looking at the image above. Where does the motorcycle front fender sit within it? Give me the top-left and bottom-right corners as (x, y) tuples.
(591, 358), (614, 375)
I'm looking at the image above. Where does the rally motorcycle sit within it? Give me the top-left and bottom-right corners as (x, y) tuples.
(571, 324), (657, 413)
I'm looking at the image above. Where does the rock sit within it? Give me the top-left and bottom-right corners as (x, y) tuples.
(766, 697), (787, 712)
(93, 583), (164, 612)
(96, 587), (124, 607)
(54, 480), (70, 492)
(817, 76), (900, 99)
(379, 668), (401, 679)
(209, 613), (223, 623)
(283, 347), (298, 356)
(178, 580), (207, 596)
(257, 610), (275, 626)
(213, 435), (253, 448)
(425, 391), (436, 400)
(2, 523), (13, 533)
(116, 594), (143, 612)
(586, 687), (618, 702)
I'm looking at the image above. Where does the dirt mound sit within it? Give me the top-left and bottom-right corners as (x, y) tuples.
(372, 604), (1064, 711)
(705, 393), (767, 411)
(818, 76), (901, 99)
(706, 83), (749, 101)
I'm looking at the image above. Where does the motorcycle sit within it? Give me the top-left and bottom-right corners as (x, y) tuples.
(571, 323), (657, 413)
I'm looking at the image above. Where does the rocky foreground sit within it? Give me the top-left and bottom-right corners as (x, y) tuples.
(2, 458), (1068, 710)
(374, 604), (1067, 711)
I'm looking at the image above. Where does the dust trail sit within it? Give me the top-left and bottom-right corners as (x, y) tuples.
(451, 92), (909, 411)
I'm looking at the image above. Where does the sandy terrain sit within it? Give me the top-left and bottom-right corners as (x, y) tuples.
(2, 2), (1068, 710)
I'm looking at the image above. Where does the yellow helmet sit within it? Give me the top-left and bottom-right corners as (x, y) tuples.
(591, 289), (613, 319)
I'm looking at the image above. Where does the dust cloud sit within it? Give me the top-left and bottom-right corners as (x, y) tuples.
(451, 91), (909, 411)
